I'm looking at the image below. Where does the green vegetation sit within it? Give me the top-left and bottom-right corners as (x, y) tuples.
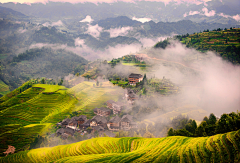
(174, 28), (240, 64)
(168, 112), (240, 137)
(1, 130), (240, 162)
(0, 47), (88, 90)
(108, 55), (147, 68)
(67, 81), (122, 118)
(0, 79), (10, 96)
(0, 82), (77, 156)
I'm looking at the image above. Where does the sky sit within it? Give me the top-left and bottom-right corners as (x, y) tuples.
(0, 0), (212, 5)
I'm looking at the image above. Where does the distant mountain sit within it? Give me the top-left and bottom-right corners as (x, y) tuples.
(0, 6), (29, 21)
(1, 0), (240, 24)
(92, 16), (142, 29)
(77, 33), (140, 49)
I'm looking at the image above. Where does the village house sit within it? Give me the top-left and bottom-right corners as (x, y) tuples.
(106, 100), (124, 114)
(107, 114), (137, 131)
(124, 88), (138, 104)
(80, 119), (91, 129)
(93, 107), (111, 116)
(60, 118), (70, 127)
(90, 115), (108, 129)
(75, 115), (87, 125)
(67, 119), (78, 129)
(56, 128), (75, 139)
(120, 114), (137, 130)
(128, 73), (143, 85)
(107, 115), (121, 131)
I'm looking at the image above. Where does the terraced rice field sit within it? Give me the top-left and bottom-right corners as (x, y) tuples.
(0, 84), (77, 156)
(1, 130), (239, 163)
(67, 81), (123, 111)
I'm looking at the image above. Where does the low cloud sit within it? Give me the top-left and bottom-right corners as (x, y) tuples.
(85, 24), (103, 38)
(183, 7), (215, 17)
(42, 20), (64, 27)
(144, 40), (240, 116)
(202, 7), (215, 17)
(80, 15), (93, 23)
(132, 17), (152, 23)
(139, 36), (168, 47)
(183, 10), (200, 17)
(218, 13), (240, 22)
(106, 26), (133, 37)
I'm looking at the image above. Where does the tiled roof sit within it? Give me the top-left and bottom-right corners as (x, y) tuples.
(92, 115), (107, 124)
(98, 107), (110, 112)
(109, 115), (121, 123)
(121, 114), (133, 122)
(129, 73), (142, 78)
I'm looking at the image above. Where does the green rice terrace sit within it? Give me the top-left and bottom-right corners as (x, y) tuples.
(0, 80), (123, 156)
(175, 28), (240, 64)
(0, 129), (239, 163)
(67, 81), (123, 117)
(0, 82), (77, 156)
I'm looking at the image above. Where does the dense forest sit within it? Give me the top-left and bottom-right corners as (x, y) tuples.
(167, 112), (240, 137)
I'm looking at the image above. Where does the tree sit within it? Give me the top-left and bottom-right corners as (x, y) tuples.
(167, 128), (175, 136)
(195, 121), (207, 137)
(208, 113), (217, 125)
(203, 116), (209, 124)
(41, 78), (45, 84)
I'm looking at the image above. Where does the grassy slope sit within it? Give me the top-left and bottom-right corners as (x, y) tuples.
(0, 84), (77, 156)
(67, 81), (123, 117)
(0, 80), (10, 96)
(1, 130), (239, 163)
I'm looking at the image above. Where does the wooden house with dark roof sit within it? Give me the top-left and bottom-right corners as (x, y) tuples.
(92, 126), (104, 132)
(80, 119), (91, 129)
(61, 118), (70, 127)
(107, 115), (121, 131)
(93, 107), (111, 117)
(67, 119), (78, 129)
(90, 115), (108, 129)
(120, 114), (137, 130)
(124, 88), (138, 104)
(75, 115), (87, 125)
(128, 73), (143, 85)
(57, 128), (75, 139)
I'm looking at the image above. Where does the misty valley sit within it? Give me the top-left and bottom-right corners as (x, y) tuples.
(0, 0), (240, 162)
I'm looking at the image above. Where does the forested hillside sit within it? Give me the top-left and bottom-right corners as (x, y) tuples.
(0, 48), (88, 91)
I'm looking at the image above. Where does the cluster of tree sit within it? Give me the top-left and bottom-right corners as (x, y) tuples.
(168, 112), (240, 137)
(154, 39), (170, 49)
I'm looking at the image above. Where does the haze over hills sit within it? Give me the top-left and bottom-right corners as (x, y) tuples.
(0, 0), (240, 161)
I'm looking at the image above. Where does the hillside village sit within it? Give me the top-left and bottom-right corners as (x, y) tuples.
(55, 73), (143, 139)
